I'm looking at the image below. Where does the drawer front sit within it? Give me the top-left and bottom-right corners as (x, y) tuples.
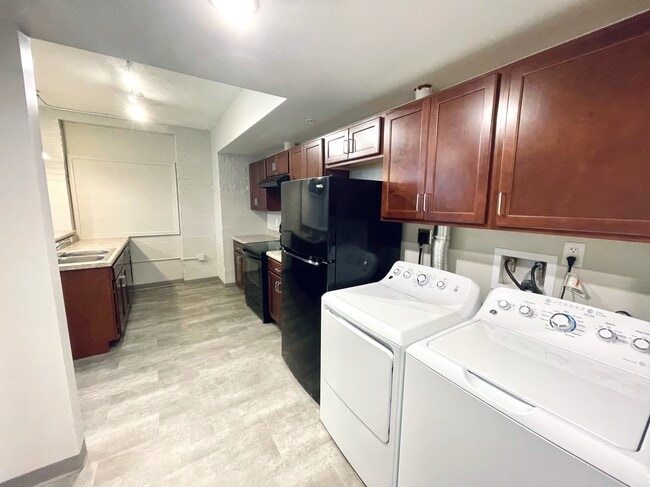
(268, 259), (282, 275)
(233, 241), (244, 254)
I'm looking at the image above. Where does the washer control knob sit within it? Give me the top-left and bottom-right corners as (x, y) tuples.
(632, 338), (650, 353)
(549, 313), (576, 332)
(497, 299), (511, 310)
(416, 274), (429, 286)
(596, 328), (617, 342)
(518, 305), (534, 317)
(403, 271), (412, 279)
(436, 280), (446, 290)
(392, 268), (400, 275)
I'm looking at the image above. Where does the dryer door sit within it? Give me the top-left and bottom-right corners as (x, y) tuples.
(322, 308), (394, 443)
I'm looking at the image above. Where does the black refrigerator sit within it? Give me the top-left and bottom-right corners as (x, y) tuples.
(280, 176), (402, 403)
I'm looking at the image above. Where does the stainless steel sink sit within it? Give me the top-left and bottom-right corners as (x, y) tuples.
(58, 255), (107, 264)
(58, 249), (111, 257)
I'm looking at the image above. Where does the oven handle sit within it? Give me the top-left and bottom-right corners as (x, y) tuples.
(242, 249), (262, 261)
(282, 247), (325, 267)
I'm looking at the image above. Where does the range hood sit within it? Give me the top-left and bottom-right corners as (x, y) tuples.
(259, 174), (290, 188)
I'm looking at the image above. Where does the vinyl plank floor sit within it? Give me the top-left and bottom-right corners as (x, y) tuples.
(38, 281), (363, 487)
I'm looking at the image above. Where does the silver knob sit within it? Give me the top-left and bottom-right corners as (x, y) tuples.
(596, 328), (617, 342)
(436, 280), (446, 290)
(416, 274), (429, 286)
(392, 268), (400, 275)
(497, 299), (510, 310)
(549, 313), (576, 332)
(403, 271), (411, 279)
(632, 338), (650, 353)
(518, 305), (534, 318)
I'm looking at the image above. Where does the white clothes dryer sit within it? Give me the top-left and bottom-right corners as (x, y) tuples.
(320, 261), (481, 487)
(399, 288), (650, 486)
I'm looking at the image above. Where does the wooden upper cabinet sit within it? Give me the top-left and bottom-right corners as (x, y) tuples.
(289, 139), (324, 181)
(382, 99), (430, 220)
(305, 138), (324, 178)
(266, 150), (289, 176)
(249, 160), (268, 210)
(496, 16), (650, 238)
(424, 73), (498, 224)
(324, 117), (382, 165)
(289, 145), (306, 181)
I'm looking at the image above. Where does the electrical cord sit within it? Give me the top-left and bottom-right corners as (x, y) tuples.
(529, 261), (544, 294)
(418, 244), (423, 265)
(560, 256), (577, 299)
(503, 258), (525, 291)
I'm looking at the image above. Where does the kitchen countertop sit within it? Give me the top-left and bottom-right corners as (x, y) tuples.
(233, 233), (280, 245)
(266, 250), (282, 263)
(58, 236), (130, 272)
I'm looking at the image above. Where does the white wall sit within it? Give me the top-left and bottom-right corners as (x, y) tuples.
(211, 152), (267, 283)
(39, 107), (217, 285)
(0, 22), (84, 483)
(267, 211), (281, 233)
(348, 165), (650, 320)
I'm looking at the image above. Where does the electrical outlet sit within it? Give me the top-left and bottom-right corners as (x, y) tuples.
(562, 242), (586, 268)
(417, 228), (431, 245)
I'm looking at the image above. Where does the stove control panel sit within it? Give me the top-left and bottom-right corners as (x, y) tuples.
(478, 288), (650, 378)
(382, 261), (480, 319)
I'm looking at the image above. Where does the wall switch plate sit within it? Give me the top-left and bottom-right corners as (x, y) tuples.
(492, 248), (558, 296)
(562, 242), (586, 268)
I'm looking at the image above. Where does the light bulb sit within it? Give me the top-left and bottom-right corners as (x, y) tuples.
(127, 103), (148, 122)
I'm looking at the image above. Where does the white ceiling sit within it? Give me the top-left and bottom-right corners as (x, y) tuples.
(1, 0), (649, 156)
(31, 39), (252, 130)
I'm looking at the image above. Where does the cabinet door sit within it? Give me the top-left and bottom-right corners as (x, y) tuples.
(275, 150), (289, 175)
(305, 138), (324, 178)
(289, 146), (306, 181)
(267, 270), (282, 326)
(497, 24), (650, 237)
(381, 98), (430, 220)
(249, 160), (267, 210)
(265, 155), (277, 176)
(324, 129), (349, 165)
(424, 74), (497, 224)
(348, 117), (382, 160)
(234, 250), (244, 289)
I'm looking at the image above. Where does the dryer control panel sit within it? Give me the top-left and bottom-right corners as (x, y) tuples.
(381, 261), (480, 319)
(478, 288), (650, 378)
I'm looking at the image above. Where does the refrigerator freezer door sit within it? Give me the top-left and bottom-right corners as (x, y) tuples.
(280, 177), (334, 262)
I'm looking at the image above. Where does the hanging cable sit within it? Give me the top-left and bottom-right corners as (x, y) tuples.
(503, 258), (525, 291)
(418, 244), (423, 265)
(560, 256), (577, 299)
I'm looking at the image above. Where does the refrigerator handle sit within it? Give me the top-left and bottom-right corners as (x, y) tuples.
(282, 248), (323, 267)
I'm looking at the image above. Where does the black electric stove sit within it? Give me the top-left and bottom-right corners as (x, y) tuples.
(242, 240), (281, 322)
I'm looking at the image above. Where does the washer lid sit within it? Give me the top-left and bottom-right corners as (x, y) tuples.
(426, 321), (650, 451)
(323, 283), (462, 346)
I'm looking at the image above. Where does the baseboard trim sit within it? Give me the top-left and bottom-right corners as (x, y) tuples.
(130, 276), (224, 292)
(1, 442), (87, 487)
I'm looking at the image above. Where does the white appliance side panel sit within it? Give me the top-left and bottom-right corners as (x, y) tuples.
(322, 309), (394, 443)
(321, 382), (395, 487)
(398, 356), (623, 487)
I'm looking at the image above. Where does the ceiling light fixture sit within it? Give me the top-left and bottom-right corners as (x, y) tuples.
(122, 60), (141, 91)
(209, 0), (259, 30)
(126, 102), (149, 123)
(122, 60), (149, 123)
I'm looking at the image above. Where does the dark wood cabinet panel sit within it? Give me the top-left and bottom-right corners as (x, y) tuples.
(233, 241), (244, 290)
(249, 160), (280, 211)
(265, 150), (289, 176)
(267, 260), (282, 327)
(289, 145), (306, 181)
(381, 99), (430, 220)
(424, 73), (497, 224)
(61, 246), (131, 359)
(496, 16), (650, 237)
(324, 129), (349, 165)
(305, 138), (324, 178)
(324, 118), (382, 165)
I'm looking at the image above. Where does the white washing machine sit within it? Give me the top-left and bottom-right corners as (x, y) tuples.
(320, 261), (481, 487)
(399, 288), (650, 487)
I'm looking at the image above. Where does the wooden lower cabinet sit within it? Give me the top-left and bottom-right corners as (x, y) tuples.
(267, 258), (282, 327)
(233, 241), (244, 290)
(60, 246), (132, 359)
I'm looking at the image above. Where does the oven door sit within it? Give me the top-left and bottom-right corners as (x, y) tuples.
(243, 249), (264, 320)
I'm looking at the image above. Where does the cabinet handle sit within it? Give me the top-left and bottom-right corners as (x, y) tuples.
(415, 193), (422, 212)
(273, 267), (281, 273)
(254, 197), (258, 206)
(272, 161), (276, 171)
(497, 192), (504, 216)
(343, 139), (349, 154)
(349, 138), (355, 153)
(423, 193), (430, 213)
(277, 282), (282, 294)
